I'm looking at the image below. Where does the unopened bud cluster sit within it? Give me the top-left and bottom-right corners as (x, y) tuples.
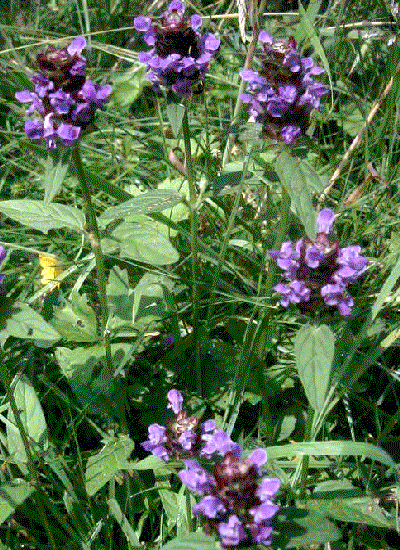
(142, 390), (280, 547)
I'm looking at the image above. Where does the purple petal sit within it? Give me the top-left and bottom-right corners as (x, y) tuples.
(167, 389), (183, 414)
(25, 118), (44, 140)
(193, 495), (226, 518)
(134, 16), (152, 32)
(67, 36), (86, 55)
(57, 123), (81, 146)
(317, 208), (335, 234)
(191, 14), (202, 30)
(218, 515), (246, 547)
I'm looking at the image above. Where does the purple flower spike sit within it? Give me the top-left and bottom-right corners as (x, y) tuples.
(240, 33), (328, 142)
(15, 36), (111, 149)
(183, 449), (280, 547)
(269, 209), (367, 316)
(134, 1), (219, 96)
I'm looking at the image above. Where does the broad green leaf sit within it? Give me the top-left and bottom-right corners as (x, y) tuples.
(0, 299), (60, 345)
(56, 344), (132, 415)
(112, 222), (179, 265)
(133, 272), (174, 330)
(161, 532), (217, 550)
(106, 266), (134, 326)
(85, 435), (135, 496)
(275, 150), (318, 238)
(107, 498), (140, 547)
(272, 507), (342, 548)
(51, 291), (98, 342)
(110, 66), (146, 108)
(100, 189), (183, 222)
(131, 455), (172, 470)
(294, 324), (335, 413)
(0, 200), (85, 233)
(7, 375), (48, 463)
(166, 100), (186, 137)
(308, 480), (396, 528)
(44, 149), (71, 204)
(372, 255), (400, 320)
(0, 480), (35, 525)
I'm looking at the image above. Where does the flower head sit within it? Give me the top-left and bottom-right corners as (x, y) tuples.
(15, 37), (111, 149)
(179, 448), (280, 547)
(268, 209), (368, 316)
(134, 2), (219, 96)
(142, 390), (238, 460)
(240, 33), (328, 142)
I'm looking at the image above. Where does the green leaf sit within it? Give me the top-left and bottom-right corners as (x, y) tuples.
(110, 66), (146, 108)
(0, 299), (60, 345)
(7, 375), (48, 463)
(372, 255), (400, 320)
(51, 291), (98, 342)
(44, 148), (71, 204)
(0, 200), (85, 233)
(275, 150), (318, 238)
(166, 100), (186, 137)
(133, 272), (173, 330)
(106, 266), (134, 325)
(100, 189), (183, 223)
(112, 222), (179, 265)
(161, 532), (217, 550)
(0, 480), (35, 525)
(85, 435), (135, 496)
(107, 498), (141, 546)
(294, 324), (335, 413)
(56, 343), (132, 415)
(265, 441), (398, 473)
(272, 507), (342, 548)
(308, 480), (396, 528)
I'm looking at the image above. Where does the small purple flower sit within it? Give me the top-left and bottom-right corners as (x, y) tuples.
(180, 449), (280, 547)
(240, 34), (328, 142)
(15, 36), (111, 149)
(269, 209), (368, 316)
(141, 390), (233, 461)
(134, 1), (219, 96)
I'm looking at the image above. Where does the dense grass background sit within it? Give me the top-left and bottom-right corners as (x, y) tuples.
(0, 1), (399, 549)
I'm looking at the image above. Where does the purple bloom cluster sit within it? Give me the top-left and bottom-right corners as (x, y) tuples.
(240, 32), (328, 143)
(268, 208), (368, 316)
(179, 449), (280, 547)
(15, 37), (111, 149)
(0, 247), (7, 293)
(134, 1), (220, 96)
(142, 389), (240, 460)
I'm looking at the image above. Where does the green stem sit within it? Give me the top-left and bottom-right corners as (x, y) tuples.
(252, 186), (292, 443)
(0, 360), (57, 550)
(155, 96), (172, 180)
(299, 405), (315, 501)
(71, 146), (112, 371)
(206, 148), (253, 327)
(222, 3), (259, 166)
(181, 109), (201, 392)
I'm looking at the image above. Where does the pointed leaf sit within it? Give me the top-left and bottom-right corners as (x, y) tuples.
(273, 507), (342, 548)
(107, 498), (141, 546)
(112, 222), (179, 265)
(85, 435), (135, 496)
(294, 324), (335, 413)
(44, 149), (71, 204)
(100, 190), (183, 222)
(275, 150), (318, 238)
(161, 532), (217, 550)
(166, 101), (186, 137)
(0, 200), (85, 233)
(0, 480), (35, 525)
(7, 375), (48, 463)
(0, 299), (60, 345)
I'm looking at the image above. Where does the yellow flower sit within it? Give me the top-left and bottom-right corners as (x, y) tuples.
(39, 254), (63, 290)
